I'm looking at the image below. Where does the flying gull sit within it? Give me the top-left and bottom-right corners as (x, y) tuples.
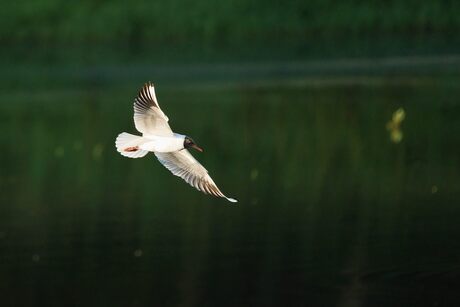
(115, 82), (237, 203)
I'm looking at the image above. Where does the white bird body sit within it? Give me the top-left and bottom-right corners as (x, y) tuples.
(139, 133), (186, 152)
(115, 83), (237, 203)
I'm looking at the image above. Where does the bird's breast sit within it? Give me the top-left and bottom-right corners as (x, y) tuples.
(140, 135), (184, 152)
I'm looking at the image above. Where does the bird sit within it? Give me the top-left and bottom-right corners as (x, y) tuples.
(115, 82), (237, 203)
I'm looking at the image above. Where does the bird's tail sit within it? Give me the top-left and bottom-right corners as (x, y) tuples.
(115, 132), (149, 158)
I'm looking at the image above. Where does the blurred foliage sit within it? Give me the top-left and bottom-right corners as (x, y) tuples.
(387, 107), (405, 143)
(1, 0), (459, 47)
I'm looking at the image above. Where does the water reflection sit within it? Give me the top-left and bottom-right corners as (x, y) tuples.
(1, 78), (460, 306)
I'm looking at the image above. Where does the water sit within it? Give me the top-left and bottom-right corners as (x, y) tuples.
(1, 60), (460, 306)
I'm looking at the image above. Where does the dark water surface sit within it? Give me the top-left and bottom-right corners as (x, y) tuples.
(1, 63), (460, 306)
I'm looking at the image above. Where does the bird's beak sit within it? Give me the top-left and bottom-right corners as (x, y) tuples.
(191, 144), (203, 152)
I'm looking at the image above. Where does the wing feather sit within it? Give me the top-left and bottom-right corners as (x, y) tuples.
(155, 150), (237, 203)
(133, 82), (173, 136)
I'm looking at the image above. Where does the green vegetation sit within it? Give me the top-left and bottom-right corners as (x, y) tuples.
(2, 0), (459, 47)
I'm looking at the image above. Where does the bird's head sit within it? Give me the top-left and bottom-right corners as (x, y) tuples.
(184, 136), (203, 152)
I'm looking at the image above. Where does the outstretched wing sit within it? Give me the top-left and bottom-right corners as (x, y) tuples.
(155, 150), (237, 203)
(133, 82), (173, 136)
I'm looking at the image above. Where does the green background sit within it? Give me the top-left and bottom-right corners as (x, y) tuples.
(1, 1), (460, 306)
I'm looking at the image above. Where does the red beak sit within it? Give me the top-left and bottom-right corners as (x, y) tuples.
(191, 144), (203, 152)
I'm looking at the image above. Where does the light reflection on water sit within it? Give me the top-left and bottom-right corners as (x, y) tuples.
(1, 75), (460, 306)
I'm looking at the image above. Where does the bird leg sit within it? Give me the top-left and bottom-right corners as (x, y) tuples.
(124, 146), (139, 152)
